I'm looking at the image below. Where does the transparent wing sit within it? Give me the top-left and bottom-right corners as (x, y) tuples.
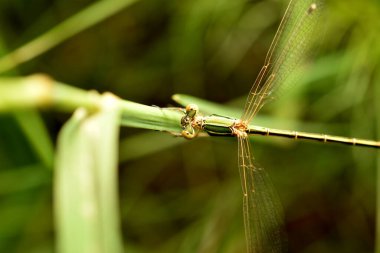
(241, 0), (322, 124)
(238, 136), (285, 253)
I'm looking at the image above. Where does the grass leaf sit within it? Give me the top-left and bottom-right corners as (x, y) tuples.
(54, 94), (123, 253)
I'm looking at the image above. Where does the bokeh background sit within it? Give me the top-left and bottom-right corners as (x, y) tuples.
(1, 0), (380, 252)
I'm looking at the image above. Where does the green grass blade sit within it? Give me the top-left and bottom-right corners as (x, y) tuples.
(55, 94), (123, 253)
(0, 0), (139, 74)
(13, 110), (54, 168)
(119, 100), (184, 133)
(55, 109), (94, 253)
(91, 95), (124, 253)
(0, 75), (184, 135)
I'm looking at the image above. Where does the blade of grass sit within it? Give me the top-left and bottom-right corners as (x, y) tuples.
(55, 108), (94, 253)
(0, 75), (184, 133)
(12, 110), (54, 168)
(0, 0), (139, 74)
(91, 94), (123, 253)
(55, 93), (123, 253)
(0, 33), (54, 169)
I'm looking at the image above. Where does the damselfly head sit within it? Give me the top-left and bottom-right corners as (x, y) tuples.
(181, 105), (200, 139)
(181, 104), (198, 127)
(181, 114), (191, 127)
(185, 104), (199, 118)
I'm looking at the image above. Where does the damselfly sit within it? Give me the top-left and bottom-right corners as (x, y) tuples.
(180, 0), (379, 252)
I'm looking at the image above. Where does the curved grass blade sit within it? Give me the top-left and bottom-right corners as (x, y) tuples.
(55, 95), (123, 253)
(0, 0), (139, 74)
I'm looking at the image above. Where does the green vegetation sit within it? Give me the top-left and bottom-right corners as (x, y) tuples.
(0, 0), (379, 252)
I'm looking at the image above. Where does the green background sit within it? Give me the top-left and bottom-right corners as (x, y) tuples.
(0, 0), (379, 252)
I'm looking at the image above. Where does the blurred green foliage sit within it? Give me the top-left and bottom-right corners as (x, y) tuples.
(0, 0), (379, 252)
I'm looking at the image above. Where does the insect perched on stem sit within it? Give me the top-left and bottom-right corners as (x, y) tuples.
(180, 0), (379, 252)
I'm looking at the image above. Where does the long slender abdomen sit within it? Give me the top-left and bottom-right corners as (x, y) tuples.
(249, 126), (380, 148)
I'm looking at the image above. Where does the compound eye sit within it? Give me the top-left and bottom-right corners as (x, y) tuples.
(181, 129), (196, 139)
(185, 104), (199, 118)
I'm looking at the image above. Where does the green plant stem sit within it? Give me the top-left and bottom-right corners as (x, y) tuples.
(0, 75), (184, 134)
